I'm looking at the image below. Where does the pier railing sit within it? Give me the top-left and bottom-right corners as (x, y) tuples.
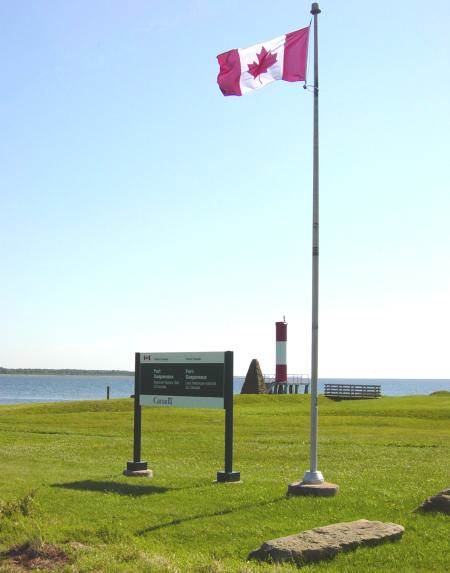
(264, 374), (310, 395)
(324, 383), (381, 400)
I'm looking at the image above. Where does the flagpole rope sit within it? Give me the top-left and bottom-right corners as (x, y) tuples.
(304, 18), (313, 90)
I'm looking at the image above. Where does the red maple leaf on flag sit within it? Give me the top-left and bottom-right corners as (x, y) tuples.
(247, 46), (278, 80)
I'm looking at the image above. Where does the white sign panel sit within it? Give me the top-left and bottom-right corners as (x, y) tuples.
(140, 395), (224, 409)
(140, 352), (225, 364)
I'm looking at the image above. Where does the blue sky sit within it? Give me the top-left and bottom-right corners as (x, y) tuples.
(1, 0), (449, 377)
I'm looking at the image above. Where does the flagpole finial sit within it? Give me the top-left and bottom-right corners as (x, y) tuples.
(311, 3), (321, 14)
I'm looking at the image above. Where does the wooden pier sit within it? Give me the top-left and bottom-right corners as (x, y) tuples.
(265, 375), (310, 395)
(324, 383), (381, 400)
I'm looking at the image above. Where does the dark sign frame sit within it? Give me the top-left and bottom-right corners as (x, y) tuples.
(124, 351), (240, 482)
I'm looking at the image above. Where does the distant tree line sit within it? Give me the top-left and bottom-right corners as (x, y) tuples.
(0, 367), (133, 376)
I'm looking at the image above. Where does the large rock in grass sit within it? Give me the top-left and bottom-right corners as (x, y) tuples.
(248, 519), (404, 566)
(415, 487), (450, 514)
(241, 359), (266, 394)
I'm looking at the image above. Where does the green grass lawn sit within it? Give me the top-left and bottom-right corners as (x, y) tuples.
(0, 394), (448, 572)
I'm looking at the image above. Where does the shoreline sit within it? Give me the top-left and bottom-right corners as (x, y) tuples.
(2, 372), (450, 381)
(0, 369), (133, 376)
(0, 374), (448, 406)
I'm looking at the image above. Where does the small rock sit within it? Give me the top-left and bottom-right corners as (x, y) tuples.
(68, 542), (89, 550)
(248, 519), (404, 565)
(415, 487), (450, 514)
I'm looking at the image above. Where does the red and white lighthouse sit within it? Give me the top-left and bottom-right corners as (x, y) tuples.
(275, 319), (287, 383)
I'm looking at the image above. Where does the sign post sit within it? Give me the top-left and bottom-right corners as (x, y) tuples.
(123, 352), (152, 476)
(123, 351), (239, 482)
(217, 351), (240, 482)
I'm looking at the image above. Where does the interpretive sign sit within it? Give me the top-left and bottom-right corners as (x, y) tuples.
(124, 350), (240, 482)
(139, 352), (225, 409)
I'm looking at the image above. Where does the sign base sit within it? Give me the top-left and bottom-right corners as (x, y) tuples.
(123, 460), (153, 478)
(216, 471), (241, 483)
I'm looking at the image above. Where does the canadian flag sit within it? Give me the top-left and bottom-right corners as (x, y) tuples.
(217, 27), (309, 96)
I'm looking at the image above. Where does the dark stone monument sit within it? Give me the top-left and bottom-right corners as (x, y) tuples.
(241, 359), (266, 394)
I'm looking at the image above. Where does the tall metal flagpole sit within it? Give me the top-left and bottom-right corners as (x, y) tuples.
(303, 1), (324, 485)
(289, 1), (337, 496)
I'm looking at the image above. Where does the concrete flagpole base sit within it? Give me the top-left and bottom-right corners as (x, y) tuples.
(288, 469), (338, 496)
(288, 480), (339, 497)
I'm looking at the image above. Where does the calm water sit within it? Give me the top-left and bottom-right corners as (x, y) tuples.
(0, 374), (449, 405)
